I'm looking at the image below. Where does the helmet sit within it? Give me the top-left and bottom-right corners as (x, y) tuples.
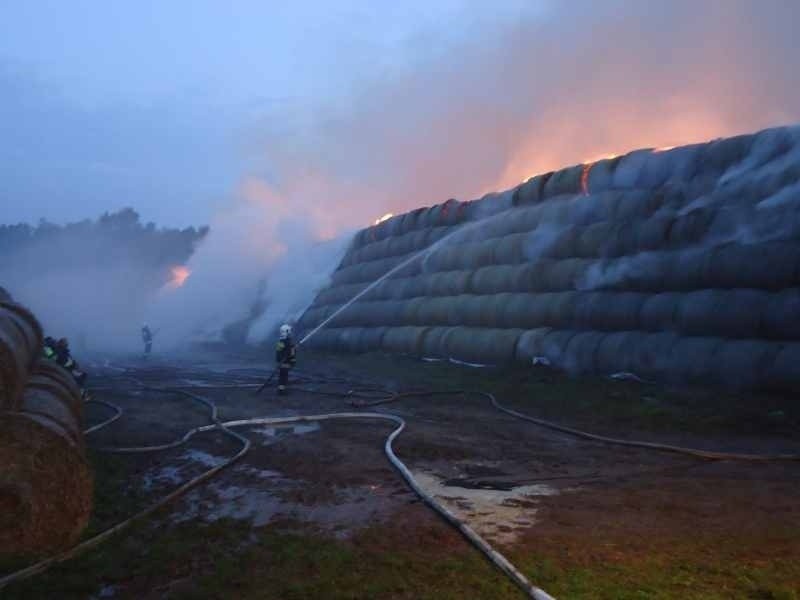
(279, 324), (292, 339)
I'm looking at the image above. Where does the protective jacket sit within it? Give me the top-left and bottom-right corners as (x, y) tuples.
(275, 337), (297, 368)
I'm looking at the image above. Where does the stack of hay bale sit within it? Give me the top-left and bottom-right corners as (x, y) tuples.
(0, 289), (92, 558)
(300, 125), (800, 390)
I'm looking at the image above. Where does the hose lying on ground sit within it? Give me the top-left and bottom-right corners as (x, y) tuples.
(349, 389), (800, 462)
(0, 379), (554, 600)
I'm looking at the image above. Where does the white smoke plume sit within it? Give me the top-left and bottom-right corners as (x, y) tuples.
(10, 1), (799, 352)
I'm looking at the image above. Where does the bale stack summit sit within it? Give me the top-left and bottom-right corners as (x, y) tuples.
(300, 125), (800, 390)
(0, 293), (92, 558)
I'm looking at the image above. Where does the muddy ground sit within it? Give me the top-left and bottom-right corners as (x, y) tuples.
(3, 350), (800, 599)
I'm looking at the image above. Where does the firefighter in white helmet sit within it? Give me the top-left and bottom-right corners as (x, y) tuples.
(275, 324), (296, 395)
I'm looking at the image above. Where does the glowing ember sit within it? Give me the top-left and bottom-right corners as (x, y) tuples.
(580, 164), (592, 195)
(580, 154), (619, 196)
(169, 265), (191, 288)
(374, 213), (394, 225)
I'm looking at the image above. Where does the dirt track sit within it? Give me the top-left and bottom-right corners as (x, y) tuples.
(4, 351), (800, 599)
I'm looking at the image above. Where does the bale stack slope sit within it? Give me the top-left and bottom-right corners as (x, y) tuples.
(0, 294), (92, 558)
(300, 125), (800, 390)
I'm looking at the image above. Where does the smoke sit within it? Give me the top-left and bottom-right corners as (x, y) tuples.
(62, 1), (800, 349)
(0, 210), (205, 353)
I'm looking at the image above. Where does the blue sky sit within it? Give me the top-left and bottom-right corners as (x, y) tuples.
(0, 1), (537, 226)
(1, 1), (798, 229)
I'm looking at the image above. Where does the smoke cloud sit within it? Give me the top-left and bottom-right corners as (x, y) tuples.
(6, 2), (800, 351)
(183, 0), (799, 346)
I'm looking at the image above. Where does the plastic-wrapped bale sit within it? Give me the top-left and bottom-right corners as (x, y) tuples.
(0, 359), (92, 558)
(381, 326), (429, 355)
(538, 329), (580, 368)
(710, 339), (778, 389)
(675, 289), (768, 339)
(338, 327), (387, 353)
(420, 326), (451, 358)
(585, 157), (620, 194)
(705, 241), (800, 290)
(765, 343), (800, 391)
(515, 328), (554, 364)
(640, 293), (682, 331)
(562, 330), (607, 375)
(573, 292), (646, 331)
(595, 331), (647, 375)
(516, 173), (551, 205)
(442, 327), (523, 365)
(425, 270), (473, 297)
(500, 293), (553, 329)
(1, 298), (44, 411)
(542, 164), (584, 199)
(415, 296), (460, 327)
(629, 332), (681, 381)
(763, 289), (800, 339)
(666, 336), (726, 385)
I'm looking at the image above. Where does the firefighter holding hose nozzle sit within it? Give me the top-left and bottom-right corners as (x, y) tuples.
(275, 324), (296, 395)
(43, 336), (90, 398)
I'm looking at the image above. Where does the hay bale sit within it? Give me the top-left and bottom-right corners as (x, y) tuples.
(710, 340), (777, 389)
(542, 165), (584, 199)
(667, 336), (726, 384)
(382, 327), (428, 355)
(515, 328), (554, 364)
(765, 343), (800, 391)
(629, 332), (681, 381)
(763, 289), (800, 339)
(516, 173), (551, 205)
(539, 329), (579, 368)
(0, 413), (92, 559)
(0, 359), (91, 559)
(706, 241), (800, 290)
(585, 157), (620, 194)
(1, 300), (44, 411)
(563, 330), (606, 375)
(443, 327), (522, 364)
(640, 293), (681, 331)
(420, 327), (450, 357)
(595, 331), (646, 375)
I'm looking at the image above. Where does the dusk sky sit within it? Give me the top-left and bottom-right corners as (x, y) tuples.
(2, 1), (799, 230)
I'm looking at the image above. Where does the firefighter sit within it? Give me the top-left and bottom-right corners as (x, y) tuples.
(275, 324), (296, 395)
(42, 336), (57, 361)
(141, 324), (153, 357)
(48, 337), (89, 397)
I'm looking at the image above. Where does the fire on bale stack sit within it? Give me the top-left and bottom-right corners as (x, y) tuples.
(0, 291), (92, 558)
(300, 125), (800, 391)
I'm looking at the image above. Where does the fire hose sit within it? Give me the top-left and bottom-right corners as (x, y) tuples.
(3, 369), (798, 597)
(0, 379), (554, 600)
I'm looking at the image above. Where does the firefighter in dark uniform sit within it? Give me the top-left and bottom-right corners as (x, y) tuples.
(44, 336), (89, 397)
(275, 324), (296, 395)
(142, 324), (153, 357)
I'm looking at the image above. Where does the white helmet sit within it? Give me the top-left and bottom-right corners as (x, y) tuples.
(279, 324), (292, 339)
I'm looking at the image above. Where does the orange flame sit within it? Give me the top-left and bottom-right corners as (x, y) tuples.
(168, 265), (191, 288)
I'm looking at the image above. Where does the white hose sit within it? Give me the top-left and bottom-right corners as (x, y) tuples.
(1, 388), (553, 599)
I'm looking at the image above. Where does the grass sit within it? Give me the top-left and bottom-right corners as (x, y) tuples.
(5, 514), (798, 599)
(306, 350), (800, 438)
(2, 353), (798, 598)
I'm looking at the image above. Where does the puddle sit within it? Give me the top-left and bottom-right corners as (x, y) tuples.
(175, 480), (403, 536)
(142, 450), (228, 490)
(251, 423), (320, 445)
(412, 471), (558, 543)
